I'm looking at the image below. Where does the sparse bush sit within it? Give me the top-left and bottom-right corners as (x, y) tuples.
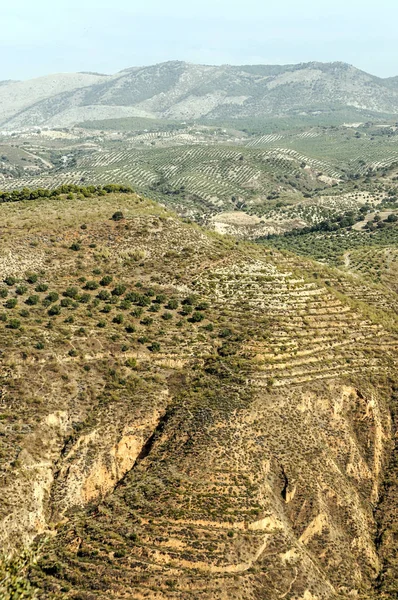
(112, 284), (126, 296)
(84, 280), (99, 291)
(148, 342), (160, 352)
(48, 305), (61, 316)
(182, 295), (197, 306)
(125, 324), (136, 333)
(119, 299), (132, 310)
(196, 302), (209, 311)
(149, 303), (160, 312)
(5, 299), (17, 309)
(60, 298), (73, 308)
(63, 287), (79, 298)
(78, 293), (91, 304)
(166, 298), (179, 310)
(97, 290), (110, 301)
(35, 283), (48, 293)
(45, 291), (58, 304)
(100, 275), (113, 286)
(141, 316), (153, 326)
(7, 319), (21, 329)
(97, 321), (106, 328)
(15, 286), (27, 296)
(112, 211), (124, 221)
(26, 273), (38, 284)
(70, 242), (81, 251)
(113, 314), (124, 324)
(4, 276), (16, 287)
(26, 295), (39, 306)
(0, 288), (8, 298)
(162, 312), (173, 321)
(190, 311), (204, 323)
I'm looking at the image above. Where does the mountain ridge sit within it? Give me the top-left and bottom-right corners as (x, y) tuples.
(1, 60), (398, 130)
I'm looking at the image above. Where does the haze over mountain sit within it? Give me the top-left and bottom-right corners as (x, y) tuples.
(2, 60), (398, 130)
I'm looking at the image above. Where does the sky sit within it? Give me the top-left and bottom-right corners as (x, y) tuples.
(1, 0), (398, 80)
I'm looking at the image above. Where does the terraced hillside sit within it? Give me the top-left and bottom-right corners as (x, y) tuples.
(2, 120), (398, 240)
(0, 190), (397, 599)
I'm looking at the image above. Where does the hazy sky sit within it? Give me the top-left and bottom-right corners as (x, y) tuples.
(2, 0), (398, 80)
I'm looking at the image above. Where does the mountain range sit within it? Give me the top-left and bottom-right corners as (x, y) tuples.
(1, 61), (398, 130)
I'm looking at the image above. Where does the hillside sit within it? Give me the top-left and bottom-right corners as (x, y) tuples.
(0, 189), (398, 599)
(1, 61), (398, 130)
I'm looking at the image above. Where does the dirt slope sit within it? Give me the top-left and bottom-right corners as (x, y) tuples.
(0, 192), (397, 599)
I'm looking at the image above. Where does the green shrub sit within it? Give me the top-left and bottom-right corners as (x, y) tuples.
(190, 311), (204, 323)
(162, 312), (173, 321)
(25, 295), (39, 306)
(125, 357), (137, 368)
(125, 324), (136, 333)
(112, 211), (124, 221)
(102, 305), (112, 313)
(20, 309), (29, 317)
(136, 295), (150, 307)
(113, 314), (124, 324)
(4, 276), (16, 286)
(100, 275), (113, 286)
(149, 303), (160, 312)
(155, 294), (167, 304)
(70, 242), (81, 251)
(63, 287), (79, 298)
(0, 288), (8, 298)
(35, 283), (48, 293)
(196, 302), (209, 311)
(60, 298), (73, 308)
(26, 273), (38, 284)
(112, 284), (127, 296)
(131, 307), (143, 317)
(0, 313), (7, 322)
(141, 316), (153, 326)
(5, 299), (17, 309)
(35, 342), (45, 350)
(44, 291), (59, 304)
(78, 293), (91, 304)
(48, 305), (61, 316)
(7, 319), (21, 329)
(97, 321), (106, 328)
(148, 342), (160, 352)
(97, 290), (110, 301)
(181, 305), (193, 316)
(68, 349), (78, 357)
(15, 286), (27, 296)
(119, 299), (132, 310)
(84, 280), (99, 291)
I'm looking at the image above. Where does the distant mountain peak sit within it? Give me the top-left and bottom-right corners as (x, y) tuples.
(1, 61), (397, 130)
